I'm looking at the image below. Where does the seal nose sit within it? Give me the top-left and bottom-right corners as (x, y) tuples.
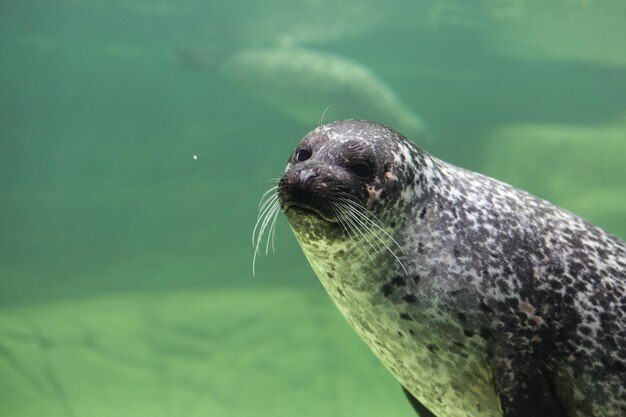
(298, 169), (318, 190)
(278, 166), (324, 212)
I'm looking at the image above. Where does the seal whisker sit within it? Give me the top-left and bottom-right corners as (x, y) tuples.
(258, 201), (279, 247)
(336, 196), (399, 246)
(255, 192), (279, 230)
(336, 197), (407, 274)
(335, 203), (376, 265)
(252, 206), (273, 247)
(252, 198), (281, 275)
(338, 202), (384, 254)
(336, 195), (406, 255)
(260, 184), (279, 200)
(318, 104), (334, 127)
(348, 209), (406, 274)
(253, 184), (282, 275)
(257, 194), (279, 224)
(253, 206), (272, 256)
(330, 202), (359, 249)
(258, 186), (279, 211)
(351, 212), (408, 275)
(331, 201), (376, 265)
(265, 203), (281, 255)
(257, 195), (279, 223)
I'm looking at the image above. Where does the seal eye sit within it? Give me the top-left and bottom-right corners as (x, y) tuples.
(350, 163), (373, 179)
(295, 149), (312, 162)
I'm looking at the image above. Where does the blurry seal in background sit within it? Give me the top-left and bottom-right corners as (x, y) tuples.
(258, 119), (626, 417)
(179, 46), (428, 146)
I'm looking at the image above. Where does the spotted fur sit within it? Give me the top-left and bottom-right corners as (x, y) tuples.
(278, 120), (626, 417)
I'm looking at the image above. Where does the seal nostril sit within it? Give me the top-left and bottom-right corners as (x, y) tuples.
(299, 170), (317, 189)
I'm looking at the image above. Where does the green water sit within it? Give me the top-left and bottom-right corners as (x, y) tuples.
(1, 1), (624, 416)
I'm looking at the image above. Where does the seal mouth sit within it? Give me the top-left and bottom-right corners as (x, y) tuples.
(283, 202), (338, 224)
(278, 166), (343, 225)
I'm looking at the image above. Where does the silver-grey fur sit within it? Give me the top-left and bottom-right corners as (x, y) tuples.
(273, 120), (626, 417)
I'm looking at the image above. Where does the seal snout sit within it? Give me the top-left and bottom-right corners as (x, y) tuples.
(278, 166), (335, 221)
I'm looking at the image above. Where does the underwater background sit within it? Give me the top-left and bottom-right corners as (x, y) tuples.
(1, 1), (625, 416)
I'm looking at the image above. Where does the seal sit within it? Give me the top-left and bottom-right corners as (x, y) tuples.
(179, 46), (426, 142)
(255, 120), (626, 417)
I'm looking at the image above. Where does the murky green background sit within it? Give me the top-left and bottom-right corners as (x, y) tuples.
(1, 1), (624, 416)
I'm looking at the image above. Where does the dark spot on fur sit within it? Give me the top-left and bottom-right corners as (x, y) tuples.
(427, 343), (438, 353)
(405, 167), (416, 183)
(419, 207), (427, 219)
(581, 339), (594, 349)
(549, 279), (563, 290)
(400, 313), (413, 321)
(603, 336), (617, 350)
(496, 279), (511, 293)
(381, 283), (393, 297)
(573, 280), (587, 292)
(608, 360), (626, 373)
(413, 274), (421, 284)
(403, 294), (417, 303)
(392, 276), (406, 286)
(458, 312), (467, 321)
(479, 301), (494, 314)
(480, 327), (493, 340)
(464, 329), (475, 338)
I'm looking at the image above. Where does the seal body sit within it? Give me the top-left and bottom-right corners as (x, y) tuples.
(277, 120), (626, 417)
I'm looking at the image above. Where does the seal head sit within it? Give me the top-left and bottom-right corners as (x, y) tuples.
(279, 120), (429, 253)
